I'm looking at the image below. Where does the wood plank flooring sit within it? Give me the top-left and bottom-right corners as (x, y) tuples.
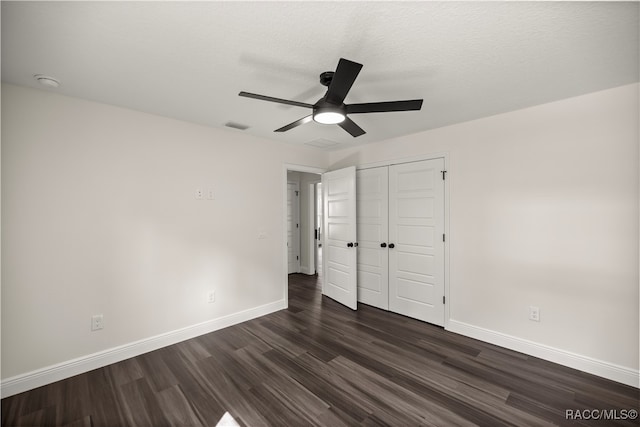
(3, 273), (638, 426)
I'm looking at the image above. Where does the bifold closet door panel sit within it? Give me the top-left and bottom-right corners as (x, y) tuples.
(356, 167), (389, 310)
(388, 159), (445, 326)
(322, 166), (358, 311)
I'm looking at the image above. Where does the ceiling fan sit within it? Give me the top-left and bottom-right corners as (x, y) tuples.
(239, 58), (423, 137)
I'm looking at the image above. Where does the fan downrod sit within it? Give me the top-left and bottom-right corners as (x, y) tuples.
(319, 71), (334, 87)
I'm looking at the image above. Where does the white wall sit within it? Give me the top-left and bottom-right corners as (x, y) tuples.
(1, 84), (329, 382)
(330, 84), (639, 382)
(3, 81), (637, 391)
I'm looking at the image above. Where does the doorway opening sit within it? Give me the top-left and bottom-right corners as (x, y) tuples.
(283, 165), (325, 306)
(286, 180), (300, 274)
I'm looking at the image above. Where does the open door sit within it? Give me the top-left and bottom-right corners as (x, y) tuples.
(322, 166), (358, 310)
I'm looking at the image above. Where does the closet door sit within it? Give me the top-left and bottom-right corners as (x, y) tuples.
(388, 159), (445, 325)
(322, 167), (358, 310)
(356, 167), (389, 310)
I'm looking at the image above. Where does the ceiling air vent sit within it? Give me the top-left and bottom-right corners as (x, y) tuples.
(224, 121), (250, 130)
(305, 138), (340, 148)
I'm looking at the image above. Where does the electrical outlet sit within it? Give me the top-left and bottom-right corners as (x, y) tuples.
(195, 189), (203, 200)
(529, 306), (540, 322)
(207, 291), (216, 303)
(206, 189), (214, 200)
(91, 314), (104, 331)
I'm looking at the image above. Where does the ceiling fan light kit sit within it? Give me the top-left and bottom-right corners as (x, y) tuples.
(239, 58), (423, 137)
(313, 111), (345, 124)
(313, 101), (346, 124)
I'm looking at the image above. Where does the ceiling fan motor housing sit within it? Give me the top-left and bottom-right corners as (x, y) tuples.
(319, 71), (334, 87)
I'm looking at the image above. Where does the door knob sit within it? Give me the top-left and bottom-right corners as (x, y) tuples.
(388, 243), (395, 248)
(347, 242), (354, 247)
(380, 243), (387, 248)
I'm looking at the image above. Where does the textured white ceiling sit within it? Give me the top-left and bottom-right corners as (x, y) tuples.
(2, 1), (638, 151)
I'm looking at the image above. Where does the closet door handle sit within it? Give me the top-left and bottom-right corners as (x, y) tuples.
(380, 243), (387, 248)
(388, 243), (395, 249)
(347, 242), (354, 248)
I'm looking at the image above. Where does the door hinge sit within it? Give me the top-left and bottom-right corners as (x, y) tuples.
(296, 223), (299, 228)
(297, 255), (299, 260)
(295, 190), (299, 196)
(441, 170), (447, 180)
(443, 234), (446, 242)
(443, 296), (446, 304)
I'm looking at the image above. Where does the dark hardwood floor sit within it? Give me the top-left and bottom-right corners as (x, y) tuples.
(3, 273), (638, 426)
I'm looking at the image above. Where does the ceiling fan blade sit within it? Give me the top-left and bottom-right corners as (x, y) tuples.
(338, 117), (366, 137)
(274, 115), (313, 132)
(325, 58), (363, 105)
(239, 91), (314, 109)
(346, 99), (423, 114)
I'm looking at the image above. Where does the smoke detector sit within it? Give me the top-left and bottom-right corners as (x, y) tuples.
(33, 74), (60, 88)
(224, 121), (250, 130)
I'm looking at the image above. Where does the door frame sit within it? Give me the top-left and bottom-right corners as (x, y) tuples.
(283, 164), (326, 307)
(356, 152), (450, 328)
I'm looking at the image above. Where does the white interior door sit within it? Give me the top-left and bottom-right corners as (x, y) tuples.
(356, 167), (389, 310)
(322, 167), (357, 310)
(287, 182), (300, 274)
(388, 159), (445, 325)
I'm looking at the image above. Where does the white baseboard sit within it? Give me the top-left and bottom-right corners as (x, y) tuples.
(1, 299), (287, 398)
(446, 320), (639, 388)
(300, 266), (315, 275)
